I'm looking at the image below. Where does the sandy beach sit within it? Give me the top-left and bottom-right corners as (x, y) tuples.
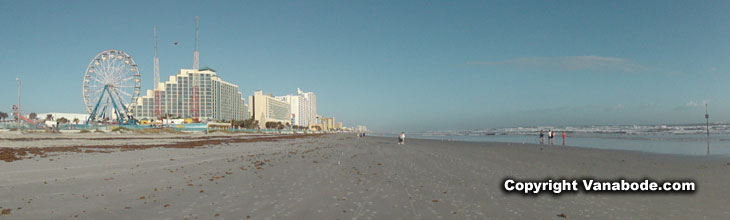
(0, 133), (729, 219)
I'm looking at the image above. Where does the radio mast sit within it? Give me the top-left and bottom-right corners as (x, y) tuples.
(193, 16), (199, 70)
(153, 26), (160, 89)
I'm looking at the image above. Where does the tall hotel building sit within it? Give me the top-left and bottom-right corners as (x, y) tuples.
(132, 68), (248, 121)
(276, 88), (317, 127)
(249, 90), (291, 128)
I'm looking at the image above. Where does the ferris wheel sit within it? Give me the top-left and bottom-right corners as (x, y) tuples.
(82, 49), (141, 124)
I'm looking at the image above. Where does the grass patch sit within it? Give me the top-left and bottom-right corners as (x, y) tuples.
(110, 127), (132, 132)
(133, 128), (183, 134)
(208, 129), (234, 134)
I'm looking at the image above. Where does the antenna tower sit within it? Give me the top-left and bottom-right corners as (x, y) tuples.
(153, 26), (162, 119)
(193, 16), (199, 70)
(154, 26), (160, 89)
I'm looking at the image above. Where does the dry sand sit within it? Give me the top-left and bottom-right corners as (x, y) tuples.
(0, 133), (728, 219)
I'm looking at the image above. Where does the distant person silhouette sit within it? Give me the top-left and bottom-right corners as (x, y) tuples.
(398, 132), (406, 145)
(548, 129), (554, 145)
(561, 131), (567, 146)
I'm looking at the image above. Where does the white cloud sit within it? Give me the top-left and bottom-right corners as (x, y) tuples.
(674, 100), (708, 111)
(469, 55), (648, 73)
(604, 104), (624, 112)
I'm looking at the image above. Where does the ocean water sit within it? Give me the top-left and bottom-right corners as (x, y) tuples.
(378, 124), (730, 156)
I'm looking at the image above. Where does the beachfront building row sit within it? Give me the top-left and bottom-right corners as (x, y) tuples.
(249, 89), (319, 129)
(305, 116), (343, 131)
(275, 88), (317, 127)
(131, 68), (248, 121)
(125, 68), (325, 129)
(320, 117), (336, 131)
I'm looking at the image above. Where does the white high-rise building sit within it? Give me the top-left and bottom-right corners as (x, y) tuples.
(300, 89), (317, 127)
(276, 94), (299, 126)
(275, 88), (317, 127)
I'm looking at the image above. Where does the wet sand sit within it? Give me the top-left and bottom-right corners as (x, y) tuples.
(0, 134), (728, 219)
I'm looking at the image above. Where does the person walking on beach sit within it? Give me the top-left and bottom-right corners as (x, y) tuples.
(561, 131), (567, 146)
(539, 130), (545, 144)
(548, 129), (554, 145)
(398, 132), (406, 145)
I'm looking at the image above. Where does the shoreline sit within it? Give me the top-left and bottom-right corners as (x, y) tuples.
(393, 134), (730, 157)
(414, 136), (730, 158)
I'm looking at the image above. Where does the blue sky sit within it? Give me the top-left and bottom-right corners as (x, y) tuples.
(1, 0), (730, 132)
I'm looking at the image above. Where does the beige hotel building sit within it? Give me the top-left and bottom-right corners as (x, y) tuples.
(249, 90), (291, 128)
(132, 68), (248, 121)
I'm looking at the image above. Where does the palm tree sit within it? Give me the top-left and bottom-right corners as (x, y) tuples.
(46, 114), (53, 121)
(0, 112), (7, 121)
(29, 112), (37, 120)
(73, 118), (80, 124)
(242, 119), (258, 129)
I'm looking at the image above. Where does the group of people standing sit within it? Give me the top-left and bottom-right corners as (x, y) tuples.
(539, 129), (567, 145)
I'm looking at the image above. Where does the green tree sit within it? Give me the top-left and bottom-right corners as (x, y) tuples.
(73, 118), (80, 124)
(265, 122), (277, 129)
(29, 112), (37, 120)
(46, 114), (53, 121)
(57, 117), (69, 124)
(0, 112), (7, 121)
(230, 120), (241, 128)
(242, 118), (258, 129)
